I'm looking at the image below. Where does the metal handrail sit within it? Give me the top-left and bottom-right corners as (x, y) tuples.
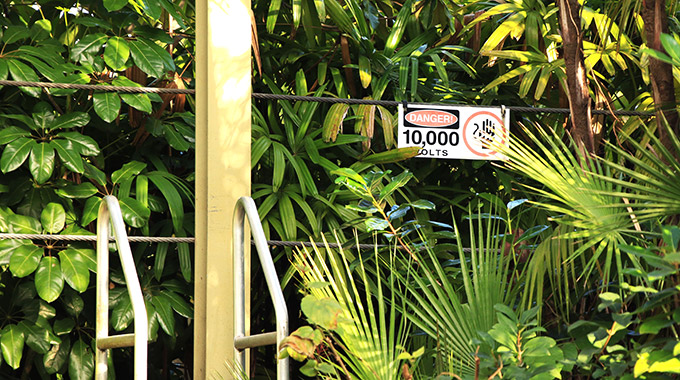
(95, 196), (148, 380)
(234, 197), (289, 379)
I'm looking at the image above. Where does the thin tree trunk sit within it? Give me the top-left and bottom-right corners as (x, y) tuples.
(642, 0), (679, 153)
(558, 0), (595, 155)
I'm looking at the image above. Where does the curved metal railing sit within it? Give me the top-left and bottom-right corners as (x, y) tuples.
(95, 196), (148, 380)
(233, 196), (289, 379)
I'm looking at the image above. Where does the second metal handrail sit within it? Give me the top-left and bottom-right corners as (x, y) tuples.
(95, 196), (148, 380)
(233, 196), (289, 379)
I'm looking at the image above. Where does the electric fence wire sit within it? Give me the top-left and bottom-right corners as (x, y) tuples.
(0, 233), (461, 251)
(0, 79), (654, 116)
(0, 78), (651, 249)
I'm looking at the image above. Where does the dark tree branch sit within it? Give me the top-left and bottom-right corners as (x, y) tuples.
(558, 0), (595, 156)
(642, 0), (679, 155)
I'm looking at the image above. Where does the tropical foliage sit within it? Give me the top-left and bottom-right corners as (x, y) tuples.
(1, 0), (680, 378)
(0, 0), (195, 377)
(253, 0), (680, 379)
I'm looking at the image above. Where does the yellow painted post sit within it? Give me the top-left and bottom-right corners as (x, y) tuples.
(195, 0), (251, 378)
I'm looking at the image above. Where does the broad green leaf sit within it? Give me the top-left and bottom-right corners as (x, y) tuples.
(150, 294), (175, 336)
(146, 303), (159, 342)
(300, 295), (344, 330)
(43, 335), (70, 374)
(154, 242), (169, 280)
(411, 199), (436, 210)
(1, 137), (33, 173)
(104, 36), (130, 71)
(41, 203), (66, 233)
(1, 324), (25, 369)
(251, 136), (272, 168)
(147, 172), (184, 232)
(482, 64), (534, 92)
(266, 0), (283, 33)
(83, 163), (106, 187)
(136, 36), (174, 71)
(59, 131), (100, 156)
(111, 294), (133, 331)
(317, 61), (327, 84)
(111, 161), (147, 184)
(22, 298), (56, 321)
(0, 239), (30, 265)
(178, 242), (191, 282)
(140, 0), (163, 19)
(68, 247), (96, 272)
(35, 256), (64, 302)
(119, 197), (151, 228)
(73, 17), (113, 29)
(3, 26), (30, 44)
(430, 53), (448, 84)
(322, 103), (349, 142)
(7, 59), (40, 97)
(384, 0), (411, 55)
(80, 197), (101, 226)
(160, 290), (193, 318)
(58, 249), (90, 292)
(68, 339), (94, 380)
(112, 77), (153, 113)
(409, 56), (418, 100)
(129, 39), (165, 78)
(9, 214), (41, 233)
(9, 244), (42, 277)
(55, 183), (98, 199)
(20, 321), (53, 354)
(0, 126), (29, 144)
(366, 217), (389, 232)
(103, 0), (127, 12)
(53, 319), (75, 336)
(70, 33), (107, 61)
(324, 0), (359, 40)
(2, 114), (35, 129)
(331, 168), (366, 185)
(49, 112), (90, 131)
(50, 140), (84, 173)
(660, 33), (680, 63)
(93, 92), (121, 123)
(29, 142), (55, 184)
(358, 56), (371, 88)
(120, 92), (153, 113)
(163, 124), (191, 151)
(377, 106), (394, 148)
(379, 170), (413, 200)
(361, 146), (420, 164)
(17, 54), (59, 82)
(272, 143), (285, 192)
(278, 194), (297, 240)
(292, 0), (302, 27)
(51, 73), (91, 96)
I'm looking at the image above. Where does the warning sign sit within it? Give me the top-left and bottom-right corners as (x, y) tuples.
(398, 104), (509, 160)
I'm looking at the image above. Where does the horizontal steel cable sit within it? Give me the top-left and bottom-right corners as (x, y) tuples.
(0, 79), (653, 116)
(0, 79), (195, 94)
(0, 233), (195, 243)
(0, 233), (473, 252)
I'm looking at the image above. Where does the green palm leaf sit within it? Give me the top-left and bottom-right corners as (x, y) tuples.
(293, 235), (409, 379)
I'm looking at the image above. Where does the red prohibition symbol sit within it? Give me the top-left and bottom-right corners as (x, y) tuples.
(463, 111), (507, 157)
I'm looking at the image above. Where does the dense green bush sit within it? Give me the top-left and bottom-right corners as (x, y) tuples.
(0, 0), (195, 377)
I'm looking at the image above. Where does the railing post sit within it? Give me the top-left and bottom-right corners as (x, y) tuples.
(95, 196), (148, 380)
(233, 197), (289, 379)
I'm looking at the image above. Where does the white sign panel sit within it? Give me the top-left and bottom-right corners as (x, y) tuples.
(398, 103), (510, 160)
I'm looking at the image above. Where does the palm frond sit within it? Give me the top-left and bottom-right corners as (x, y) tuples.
(494, 123), (637, 289)
(397, 209), (517, 376)
(293, 235), (409, 379)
